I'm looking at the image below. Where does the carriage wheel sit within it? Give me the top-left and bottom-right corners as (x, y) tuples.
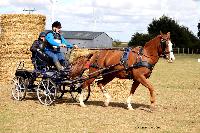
(37, 78), (57, 105)
(56, 85), (65, 99)
(11, 76), (27, 101)
(70, 84), (90, 102)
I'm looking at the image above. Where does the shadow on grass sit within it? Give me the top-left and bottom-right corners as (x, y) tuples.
(23, 93), (151, 111)
(85, 100), (150, 110)
(55, 98), (150, 111)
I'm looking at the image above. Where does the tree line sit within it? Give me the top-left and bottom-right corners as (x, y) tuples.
(128, 15), (200, 49)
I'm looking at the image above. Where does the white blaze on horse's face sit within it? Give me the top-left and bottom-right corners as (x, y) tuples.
(167, 40), (175, 62)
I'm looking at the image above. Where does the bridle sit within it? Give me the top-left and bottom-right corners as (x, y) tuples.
(160, 38), (170, 57)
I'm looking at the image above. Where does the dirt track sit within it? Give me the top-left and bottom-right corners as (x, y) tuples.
(1, 55), (200, 133)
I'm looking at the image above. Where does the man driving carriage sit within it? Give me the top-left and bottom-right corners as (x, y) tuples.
(31, 21), (78, 75)
(44, 21), (78, 75)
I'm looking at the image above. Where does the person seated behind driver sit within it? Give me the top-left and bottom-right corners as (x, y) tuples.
(44, 21), (78, 74)
(29, 32), (46, 89)
(30, 32), (46, 65)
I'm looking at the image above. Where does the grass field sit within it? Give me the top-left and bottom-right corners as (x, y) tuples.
(0, 54), (200, 133)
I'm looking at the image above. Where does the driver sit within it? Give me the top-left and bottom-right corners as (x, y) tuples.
(45, 21), (78, 74)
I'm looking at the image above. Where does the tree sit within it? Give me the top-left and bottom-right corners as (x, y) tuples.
(112, 39), (122, 47)
(147, 15), (200, 48)
(128, 32), (151, 47)
(198, 22), (200, 39)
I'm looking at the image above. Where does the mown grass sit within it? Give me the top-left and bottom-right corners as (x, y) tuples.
(0, 54), (200, 133)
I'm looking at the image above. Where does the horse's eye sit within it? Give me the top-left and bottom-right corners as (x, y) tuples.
(161, 39), (165, 42)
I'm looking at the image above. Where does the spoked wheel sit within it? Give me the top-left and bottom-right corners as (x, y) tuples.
(37, 78), (57, 105)
(11, 76), (27, 101)
(56, 85), (65, 99)
(70, 84), (90, 102)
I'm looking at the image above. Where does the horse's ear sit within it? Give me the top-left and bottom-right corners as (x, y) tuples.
(160, 31), (164, 36)
(86, 53), (93, 60)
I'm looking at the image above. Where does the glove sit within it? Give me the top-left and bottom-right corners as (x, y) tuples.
(73, 45), (79, 49)
(60, 44), (66, 48)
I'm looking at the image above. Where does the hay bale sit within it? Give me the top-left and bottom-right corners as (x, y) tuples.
(0, 14), (46, 84)
(69, 49), (97, 62)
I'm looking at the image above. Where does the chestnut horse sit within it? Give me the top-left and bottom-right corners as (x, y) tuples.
(79, 32), (174, 110)
(69, 54), (93, 79)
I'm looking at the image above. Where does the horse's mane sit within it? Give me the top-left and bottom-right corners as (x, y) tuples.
(144, 35), (161, 48)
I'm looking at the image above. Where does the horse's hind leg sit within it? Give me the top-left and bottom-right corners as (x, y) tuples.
(127, 81), (140, 110)
(98, 83), (112, 107)
(97, 76), (115, 107)
(79, 78), (96, 107)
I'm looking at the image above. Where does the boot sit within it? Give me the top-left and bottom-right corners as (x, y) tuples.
(55, 61), (70, 78)
(54, 61), (64, 71)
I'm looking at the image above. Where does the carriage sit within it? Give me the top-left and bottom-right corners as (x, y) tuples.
(11, 32), (175, 109)
(11, 47), (91, 106)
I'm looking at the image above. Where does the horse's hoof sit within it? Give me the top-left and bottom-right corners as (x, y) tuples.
(80, 103), (87, 108)
(150, 105), (156, 112)
(127, 107), (134, 110)
(104, 102), (109, 107)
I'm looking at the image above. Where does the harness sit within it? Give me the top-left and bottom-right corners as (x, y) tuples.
(132, 48), (155, 70)
(120, 47), (155, 70)
(87, 47), (156, 80)
(88, 37), (170, 80)
(120, 47), (131, 69)
(160, 40), (167, 56)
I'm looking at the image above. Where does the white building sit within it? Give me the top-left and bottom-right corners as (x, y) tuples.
(61, 31), (113, 48)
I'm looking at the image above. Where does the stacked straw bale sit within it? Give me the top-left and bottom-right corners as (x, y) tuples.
(0, 14), (46, 84)
(69, 49), (97, 62)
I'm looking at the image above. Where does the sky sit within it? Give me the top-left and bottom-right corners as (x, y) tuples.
(0, 0), (200, 42)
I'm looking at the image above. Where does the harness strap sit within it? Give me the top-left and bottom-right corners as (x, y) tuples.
(139, 47), (143, 55)
(132, 48), (155, 70)
(132, 61), (155, 70)
(90, 48), (155, 79)
(120, 47), (132, 69)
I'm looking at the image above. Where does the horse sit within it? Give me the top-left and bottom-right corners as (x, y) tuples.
(68, 53), (93, 79)
(79, 32), (175, 110)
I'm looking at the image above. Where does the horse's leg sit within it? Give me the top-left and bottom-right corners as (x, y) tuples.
(127, 81), (140, 110)
(136, 75), (156, 110)
(97, 76), (115, 107)
(97, 83), (112, 107)
(79, 66), (100, 107)
(79, 78), (96, 107)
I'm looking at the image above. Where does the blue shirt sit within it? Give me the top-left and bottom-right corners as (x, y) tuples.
(45, 31), (73, 51)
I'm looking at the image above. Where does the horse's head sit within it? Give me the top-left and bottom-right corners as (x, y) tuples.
(159, 32), (175, 62)
(70, 53), (93, 78)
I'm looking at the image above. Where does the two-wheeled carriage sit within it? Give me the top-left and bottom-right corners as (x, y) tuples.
(11, 48), (91, 105)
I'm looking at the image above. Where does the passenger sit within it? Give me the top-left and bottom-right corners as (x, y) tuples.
(29, 32), (46, 90)
(30, 32), (46, 66)
(44, 21), (78, 75)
